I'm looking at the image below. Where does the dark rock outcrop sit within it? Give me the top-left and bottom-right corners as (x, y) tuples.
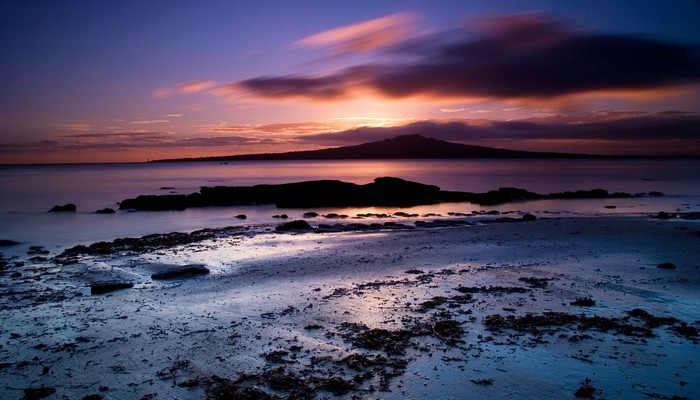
(119, 194), (191, 211)
(49, 204), (76, 212)
(548, 189), (630, 200)
(0, 239), (21, 246)
(151, 264), (210, 280)
(118, 177), (641, 211)
(95, 207), (116, 214)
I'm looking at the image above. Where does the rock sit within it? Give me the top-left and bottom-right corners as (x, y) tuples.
(303, 212), (319, 218)
(48, 204), (76, 212)
(95, 208), (116, 214)
(271, 214), (288, 219)
(656, 262), (677, 270)
(90, 281), (134, 295)
(521, 213), (537, 221)
(0, 239), (21, 246)
(22, 387), (56, 399)
(234, 214), (247, 219)
(275, 220), (314, 232)
(549, 188), (628, 200)
(648, 191), (664, 196)
(119, 194), (191, 211)
(151, 264), (210, 280)
(119, 177), (637, 211)
(653, 211), (676, 219)
(571, 297), (596, 307)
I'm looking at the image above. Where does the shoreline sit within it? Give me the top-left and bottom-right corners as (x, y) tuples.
(1, 216), (699, 399)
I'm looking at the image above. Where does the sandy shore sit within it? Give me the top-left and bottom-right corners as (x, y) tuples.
(1, 216), (698, 399)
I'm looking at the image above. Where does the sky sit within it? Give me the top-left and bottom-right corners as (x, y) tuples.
(1, 0), (700, 163)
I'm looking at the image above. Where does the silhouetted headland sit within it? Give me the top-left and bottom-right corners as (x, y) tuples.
(153, 134), (600, 162)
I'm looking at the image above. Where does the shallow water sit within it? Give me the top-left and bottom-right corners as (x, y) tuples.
(1, 159), (699, 256)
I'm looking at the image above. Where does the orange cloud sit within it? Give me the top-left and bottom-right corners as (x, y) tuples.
(131, 119), (170, 124)
(152, 80), (217, 98)
(296, 12), (419, 55)
(56, 123), (95, 133)
(198, 121), (339, 135)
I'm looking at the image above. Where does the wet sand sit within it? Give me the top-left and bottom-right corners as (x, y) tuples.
(1, 216), (698, 399)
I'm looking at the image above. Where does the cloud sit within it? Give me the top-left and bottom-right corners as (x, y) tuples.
(152, 80), (217, 98)
(225, 13), (700, 103)
(131, 119), (170, 124)
(56, 123), (95, 133)
(198, 121), (338, 135)
(234, 74), (350, 100)
(295, 12), (420, 55)
(0, 128), (282, 157)
(60, 131), (173, 141)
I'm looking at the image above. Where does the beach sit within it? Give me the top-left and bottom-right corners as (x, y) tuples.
(4, 1), (700, 398)
(1, 216), (698, 399)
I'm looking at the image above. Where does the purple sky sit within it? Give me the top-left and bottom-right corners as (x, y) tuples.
(2, 0), (700, 163)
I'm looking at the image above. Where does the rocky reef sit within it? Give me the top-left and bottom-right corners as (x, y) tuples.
(118, 177), (643, 211)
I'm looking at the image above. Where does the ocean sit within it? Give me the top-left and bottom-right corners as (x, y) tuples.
(1, 159), (699, 257)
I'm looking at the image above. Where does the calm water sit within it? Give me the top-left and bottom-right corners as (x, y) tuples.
(1, 159), (699, 257)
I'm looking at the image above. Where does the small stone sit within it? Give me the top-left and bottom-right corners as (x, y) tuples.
(522, 213), (537, 221)
(23, 387), (56, 399)
(656, 262), (677, 270)
(654, 211), (675, 219)
(90, 281), (134, 295)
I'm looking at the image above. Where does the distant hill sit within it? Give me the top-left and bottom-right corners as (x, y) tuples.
(154, 134), (594, 162)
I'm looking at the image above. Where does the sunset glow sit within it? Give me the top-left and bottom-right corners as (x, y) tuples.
(1, 1), (699, 163)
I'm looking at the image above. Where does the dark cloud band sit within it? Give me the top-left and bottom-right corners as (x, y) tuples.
(235, 14), (700, 101)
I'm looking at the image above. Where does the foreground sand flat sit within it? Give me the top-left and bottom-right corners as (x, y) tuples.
(1, 217), (698, 399)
